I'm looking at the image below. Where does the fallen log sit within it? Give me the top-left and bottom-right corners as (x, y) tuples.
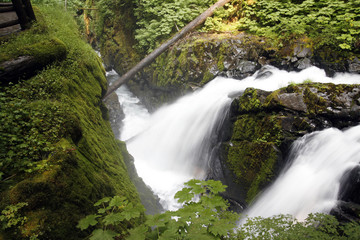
(103, 0), (231, 100)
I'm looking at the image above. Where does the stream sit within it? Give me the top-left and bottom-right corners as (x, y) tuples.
(110, 65), (360, 219)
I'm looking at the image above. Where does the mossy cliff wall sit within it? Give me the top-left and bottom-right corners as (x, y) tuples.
(95, 0), (140, 75)
(217, 83), (360, 208)
(0, 6), (141, 239)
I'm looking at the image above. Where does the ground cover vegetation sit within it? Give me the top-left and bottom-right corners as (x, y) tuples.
(95, 0), (217, 54)
(1, 0), (360, 239)
(95, 0), (359, 54)
(231, 0), (360, 51)
(0, 2), (141, 239)
(79, 179), (360, 240)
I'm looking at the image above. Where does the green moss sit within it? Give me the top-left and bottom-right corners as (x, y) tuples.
(200, 70), (215, 85)
(226, 141), (278, 203)
(0, 5), (141, 239)
(226, 112), (283, 203)
(96, 0), (140, 73)
(303, 86), (327, 115)
(231, 113), (283, 144)
(236, 88), (263, 113)
(0, 38), (67, 65)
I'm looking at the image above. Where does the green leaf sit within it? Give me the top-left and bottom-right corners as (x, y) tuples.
(206, 180), (227, 194)
(94, 197), (111, 207)
(339, 43), (352, 49)
(77, 214), (99, 230)
(90, 229), (118, 240)
(127, 225), (148, 240)
(97, 208), (106, 214)
(145, 212), (171, 228)
(174, 187), (193, 203)
(122, 204), (142, 221)
(208, 218), (235, 237)
(109, 196), (126, 207)
(103, 212), (125, 226)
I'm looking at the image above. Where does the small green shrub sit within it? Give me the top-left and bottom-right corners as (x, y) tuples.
(238, 0), (360, 51)
(133, 0), (217, 53)
(80, 179), (360, 239)
(79, 179), (239, 239)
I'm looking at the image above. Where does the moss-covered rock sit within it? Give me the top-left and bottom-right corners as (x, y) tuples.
(127, 33), (269, 110)
(95, 0), (140, 74)
(219, 83), (360, 207)
(0, 6), (142, 239)
(0, 38), (67, 85)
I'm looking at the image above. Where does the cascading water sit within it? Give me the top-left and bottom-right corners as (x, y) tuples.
(241, 126), (360, 222)
(113, 66), (360, 212)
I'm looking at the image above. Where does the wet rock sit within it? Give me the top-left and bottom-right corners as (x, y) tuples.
(294, 45), (312, 58)
(255, 65), (274, 79)
(296, 58), (312, 70)
(236, 60), (259, 73)
(278, 93), (308, 112)
(217, 83), (360, 208)
(104, 92), (124, 139)
(334, 166), (360, 221)
(348, 57), (360, 73)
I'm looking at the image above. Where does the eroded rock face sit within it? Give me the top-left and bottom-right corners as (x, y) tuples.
(121, 33), (359, 110)
(104, 92), (124, 139)
(334, 166), (360, 221)
(214, 83), (360, 209)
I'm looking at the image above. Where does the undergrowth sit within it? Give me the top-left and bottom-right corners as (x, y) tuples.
(204, 0), (360, 51)
(1, 3), (140, 239)
(79, 179), (360, 240)
(0, 3), (97, 182)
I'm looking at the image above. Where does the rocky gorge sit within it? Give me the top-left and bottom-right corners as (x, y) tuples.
(102, 25), (360, 221)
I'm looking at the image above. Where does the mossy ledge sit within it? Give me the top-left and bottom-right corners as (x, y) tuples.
(219, 83), (360, 206)
(0, 5), (141, 239)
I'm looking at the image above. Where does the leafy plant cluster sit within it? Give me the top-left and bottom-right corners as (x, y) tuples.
(133, 0), (217, 53)
(0, 202), (42, 239)
(202, 0), (244, 32)
(79, 179), (360, 239)
(0, 3), (96, 182)
(240, 213), (360, 240)
(79, 179), (239, 239)
(232, 0), (360, 50)
(0, 86), (71, 181)
(32, 0), (85, 11)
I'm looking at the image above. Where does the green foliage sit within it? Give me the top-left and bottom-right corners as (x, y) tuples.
(0, 202), (42, 239)
(203, 0), (243, 32)
(1, 3), (142, 239)
(80, 180), (360, 239)
(233, 0), (360, 51)
(79, 179), (239, 239)
(0, 88), (77, 180)
(77, 196), (144, 239)
(133, 0), (217, 53)
(32, 0), (84, 10)
(0, 202), (28, 230)
(237, 213), (360, 240)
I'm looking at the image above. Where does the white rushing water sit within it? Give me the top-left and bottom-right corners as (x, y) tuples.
(242, 126), (360, 222)
(114, 66), (360, 211)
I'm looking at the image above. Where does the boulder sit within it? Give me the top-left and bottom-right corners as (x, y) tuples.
(214, 83), (360, 208)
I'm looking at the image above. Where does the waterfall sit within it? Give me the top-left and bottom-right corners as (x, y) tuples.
(242, 126), (360, 222)
(114, 66), (360, 211)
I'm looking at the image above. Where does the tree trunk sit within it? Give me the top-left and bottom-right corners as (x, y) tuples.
(103, 0), (231, 100)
